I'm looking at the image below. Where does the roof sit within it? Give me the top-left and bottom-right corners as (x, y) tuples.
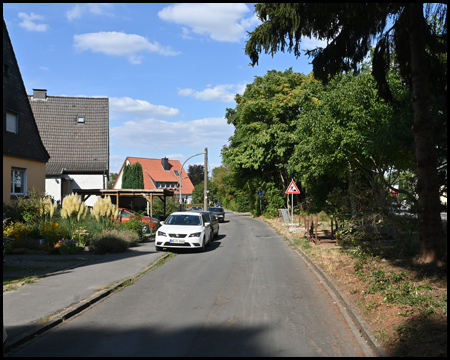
(117, 157), (195, 194)
(3, 20), (50, 163)
(28, 91), (109, 175)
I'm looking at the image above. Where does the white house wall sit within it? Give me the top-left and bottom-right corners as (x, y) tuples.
(45, 178), (62, 204)
(46, 174), (106, 207)
(69, 174), (106, 207)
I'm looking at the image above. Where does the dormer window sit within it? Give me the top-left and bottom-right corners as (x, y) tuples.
(77, 116), (85, 124)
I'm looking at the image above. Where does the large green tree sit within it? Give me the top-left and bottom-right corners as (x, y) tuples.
(122, 162), (144, 189)
(224, 69), (320, 187)
(187, 164), (204, 186)
(245, 3), (446, 264)
(291, 69), (414, 212)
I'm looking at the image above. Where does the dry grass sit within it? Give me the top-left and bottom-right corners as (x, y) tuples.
(264, 217), (447, 357)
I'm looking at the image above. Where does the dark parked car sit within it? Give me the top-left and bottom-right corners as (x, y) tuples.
(208, 207), (225, 222)
(199, 211), (219, 238)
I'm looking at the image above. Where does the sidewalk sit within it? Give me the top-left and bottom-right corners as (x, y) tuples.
(3, 240), (165, 352)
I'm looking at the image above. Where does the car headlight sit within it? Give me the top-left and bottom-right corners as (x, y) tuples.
(189, 232), (201, 238)
(157, 230), (167, 237)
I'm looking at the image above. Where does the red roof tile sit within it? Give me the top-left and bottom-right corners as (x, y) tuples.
(118, 157), (194, 194)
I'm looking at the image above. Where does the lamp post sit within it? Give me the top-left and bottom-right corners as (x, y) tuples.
(179, 150), (206, 211)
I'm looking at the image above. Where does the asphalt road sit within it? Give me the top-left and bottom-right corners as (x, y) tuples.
(8, 211), (372, 357)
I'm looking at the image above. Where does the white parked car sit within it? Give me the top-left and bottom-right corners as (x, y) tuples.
(155, 212), (212, 252)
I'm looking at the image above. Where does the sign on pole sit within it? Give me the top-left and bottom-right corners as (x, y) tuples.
(285, 180), (300, 224)
(285, 180), (300, 194)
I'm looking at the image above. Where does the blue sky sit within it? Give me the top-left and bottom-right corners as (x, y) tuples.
(3, 3), (323, 175)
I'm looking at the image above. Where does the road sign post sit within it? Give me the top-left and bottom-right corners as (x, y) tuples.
(257, 190), (263, 214)
(285, 180), (300, 224)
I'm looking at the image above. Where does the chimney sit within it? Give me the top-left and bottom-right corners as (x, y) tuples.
(33, 89), (47, 100)
(161, 157), (170, 171)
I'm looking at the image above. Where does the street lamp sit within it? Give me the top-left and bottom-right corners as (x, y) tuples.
(179, 150), (206, 211)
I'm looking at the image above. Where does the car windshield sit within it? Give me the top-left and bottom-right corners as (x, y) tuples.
(165, 214), (202, 226)
(208, 207), (222, 212)
(202, 212), (211, 221)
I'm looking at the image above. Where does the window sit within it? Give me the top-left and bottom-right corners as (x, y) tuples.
(174, 170), (180, 176)
(77, 116), (85, 123)
(6, 112), (18, 134)
(11, 168), (27, 195)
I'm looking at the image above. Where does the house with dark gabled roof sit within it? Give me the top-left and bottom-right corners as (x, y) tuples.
(113, 156), (195, 204)
(3, 19), (50, 205)
(28, 89), (109, 207)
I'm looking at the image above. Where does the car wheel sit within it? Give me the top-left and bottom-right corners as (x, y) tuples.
(155, 245), (162, 251)
(200, 237), (206, 252)
(208, 232), (212, 246)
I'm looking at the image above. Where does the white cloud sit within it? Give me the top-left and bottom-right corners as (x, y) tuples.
(110, 117), (234, 152)
(18, 12), (48, 32)
(73, 31), (179, 64)
(66, 3), (114, 21)
(178, 83), (246, 102)
(110, 97), (180, 118)
(158, 3), (259, 42)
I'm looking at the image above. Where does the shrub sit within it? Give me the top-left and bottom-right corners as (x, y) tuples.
(117, 229), (140, 247)
(72, 227), (90, 247)
(61, 193), (89, 224)
(55, 239), (78, 255)
(40, 221), (69, 247)
(91, 196), (118, 229)
(90, 229), (129, 254)
(39, 196), (57, 222)
(121, 213), (145, 239)
(3, 221), (29, 240)
(17, 188), (46, 225)
(3, 237), (15, 253)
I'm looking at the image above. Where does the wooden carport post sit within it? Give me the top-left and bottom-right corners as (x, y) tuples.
(143, 194), (154, 234)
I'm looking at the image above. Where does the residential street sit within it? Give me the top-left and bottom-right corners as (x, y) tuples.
(8, 211), (373, 357)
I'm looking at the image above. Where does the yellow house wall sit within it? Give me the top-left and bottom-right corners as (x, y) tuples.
(3, 155), (47, 205)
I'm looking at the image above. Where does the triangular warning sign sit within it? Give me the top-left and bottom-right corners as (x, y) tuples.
(285, 180), (300, 194)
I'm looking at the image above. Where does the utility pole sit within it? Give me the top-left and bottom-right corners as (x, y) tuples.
(204, 147), (208, 210)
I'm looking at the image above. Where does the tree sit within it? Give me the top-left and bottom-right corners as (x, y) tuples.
(188, 164), (204, 186)
(245, 3), (446, 264)
(290, 69), (414, 213)
(223, 69), (319, 190)
(122, 162), (144, 189)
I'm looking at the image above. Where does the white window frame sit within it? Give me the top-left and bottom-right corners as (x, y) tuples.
(6, 111), (18, 134)
(11, 167), (27, 196)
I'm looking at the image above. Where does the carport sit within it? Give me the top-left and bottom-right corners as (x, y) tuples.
(73, 188), (174, 220)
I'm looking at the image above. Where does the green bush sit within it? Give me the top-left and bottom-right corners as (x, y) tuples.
(55, 239), (78, 255)
(117, 229), (140, 247)
(121, 213), (145, 238)
(90, 229), (130, 254)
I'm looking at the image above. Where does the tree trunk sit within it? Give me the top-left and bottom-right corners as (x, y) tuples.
(408, 4), (444, 264)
